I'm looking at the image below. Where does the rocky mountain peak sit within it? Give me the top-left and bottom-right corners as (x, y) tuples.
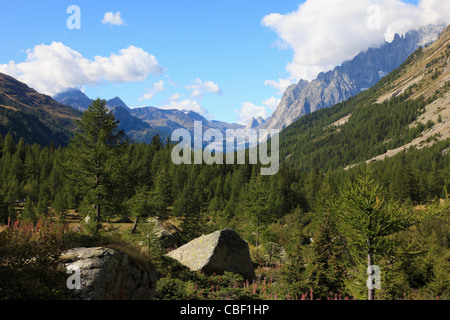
(263, 24), (446, 131)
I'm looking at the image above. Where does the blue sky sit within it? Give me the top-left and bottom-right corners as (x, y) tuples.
(0, 0), (447, 125)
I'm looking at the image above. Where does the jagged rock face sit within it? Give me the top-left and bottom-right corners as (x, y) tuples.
(167, 228), (256, 280)
(60, 247), (157, 300)
(264, 25), (445, 131)
(246, 116), (266, 129)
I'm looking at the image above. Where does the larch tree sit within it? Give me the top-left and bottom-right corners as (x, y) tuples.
(244, 174), (272, 249)
(63, 98), (128, 232)
(337, 166), (415, 300)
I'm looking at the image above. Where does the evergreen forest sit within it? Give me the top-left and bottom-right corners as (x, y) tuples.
(0, 98), (448, 300)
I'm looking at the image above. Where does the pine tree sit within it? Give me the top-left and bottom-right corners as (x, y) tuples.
(314, 171), (339, 213)
(0, 191), (10, 224)
(64, 98), (128, 232)
(307, 212), (347, 298)
(150, 134), (162, 151)
(15, 138), (26, 162)
(337, 166), (414, 300)
(280, 208), (309, 295)
(53, 190), (66, 222)
(2, 133), (15, 155)
(36, 197), (49, 219)
(173, 167), (205, 242)
(243, 174), (272, 249)
(22, 196), (37, 225)
(153, 170), (172, 218)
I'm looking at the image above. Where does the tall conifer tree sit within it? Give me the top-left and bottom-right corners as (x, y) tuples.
(64, 99), (128, 232)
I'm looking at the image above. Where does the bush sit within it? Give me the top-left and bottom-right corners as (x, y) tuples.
(156, 277), (198, 300)
(0, 219), (74, 299)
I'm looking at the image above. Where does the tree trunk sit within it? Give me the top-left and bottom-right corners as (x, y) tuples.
(95, 170), (101, 232)
(367, 238), (375, 300)
(256, 214), (260, 249)
(131, 216), (139, 234)
(95, 204), (101, 232)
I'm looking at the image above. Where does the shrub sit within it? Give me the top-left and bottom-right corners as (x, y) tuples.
(156, 277), (198, 300)
(0, 219), (74, 299)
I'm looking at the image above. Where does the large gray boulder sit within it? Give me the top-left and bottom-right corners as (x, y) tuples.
(60, 247), (157, 300)
(167, 228), (255, 280)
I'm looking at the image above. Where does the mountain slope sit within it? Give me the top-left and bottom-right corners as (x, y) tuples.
(265, 24), (446, 131)
(279, 24), (450, 172)
(0, 73), (81, 146)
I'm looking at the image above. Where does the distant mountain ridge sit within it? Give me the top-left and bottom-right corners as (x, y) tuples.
(53, 89), (92, 112)
(264, 24), (446, 131)
(54, 90), (245, 144)
(246, 116), (266, 129)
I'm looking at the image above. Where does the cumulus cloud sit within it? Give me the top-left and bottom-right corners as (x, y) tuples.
(235, 96), (281, 125)
(138, 80), (166, 101)
(0, 42), (162, 96)
(262, 0), (450, 83)
(145, 78), (222, 117)
(264, 78), (295, 94)
(262, 97), (281, 111)
(161, 93), (208, 116)
(235, 102), (269, 125)
(102, 11), (125, 26)
(185, 78), (222, 98)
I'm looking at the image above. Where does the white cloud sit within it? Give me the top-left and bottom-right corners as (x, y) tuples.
(170, 93), (181, 100)
(235, 96), (281, 125)
(161, 93), (208, 115)
(262, 0), (450, 82)
(264, 78), (295, 94)
(138, 80), (165, 101)
(155, 78), (222, 117)
(235, 102), (269, 125)
(185, 78), (222, 98)
(102, 11), (125, 26)
(263, 97), (281, 111)
(0, 42), (162, 96)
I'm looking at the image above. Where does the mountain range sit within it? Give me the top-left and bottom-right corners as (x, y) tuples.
(53, 89), (244, 144)
(279, 24), (450, 172)
(263, 24), (446, 131)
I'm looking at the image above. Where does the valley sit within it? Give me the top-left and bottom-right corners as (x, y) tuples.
(0, 18), (449, 303)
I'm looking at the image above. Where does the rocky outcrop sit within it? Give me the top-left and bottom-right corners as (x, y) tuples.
(167, 228), (255, 280)
(60, 247), (157, 300)
(148, 217), (182, 249)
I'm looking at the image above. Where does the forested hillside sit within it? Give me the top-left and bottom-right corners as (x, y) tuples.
(280, 25), (450, 173)
(0, 73), (81, 146)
